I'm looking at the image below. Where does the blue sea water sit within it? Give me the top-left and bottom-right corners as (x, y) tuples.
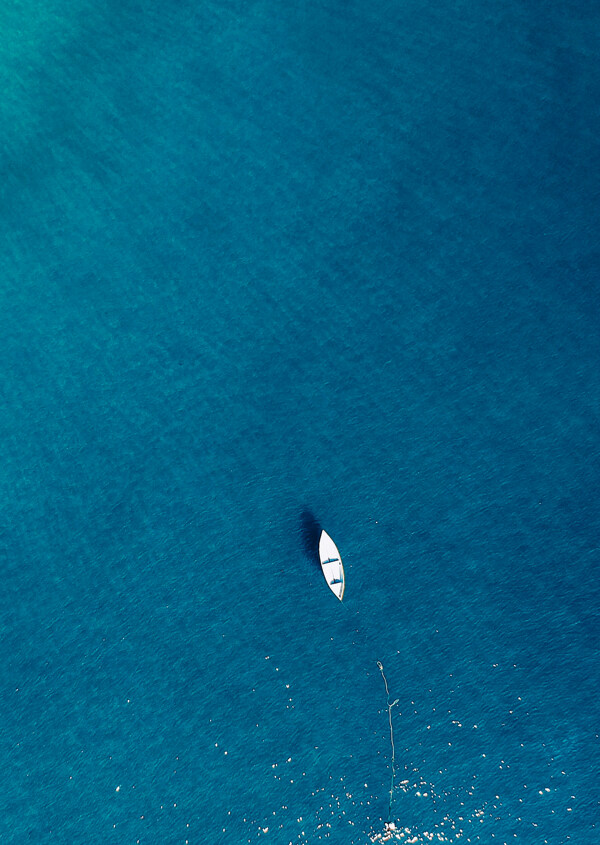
(1, 0), (599, 842)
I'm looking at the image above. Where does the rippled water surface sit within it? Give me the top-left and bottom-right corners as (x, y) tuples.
(1, 1), (598, 842)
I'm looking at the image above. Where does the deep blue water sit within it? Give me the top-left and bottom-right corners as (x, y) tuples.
(1, 1), (598, 842)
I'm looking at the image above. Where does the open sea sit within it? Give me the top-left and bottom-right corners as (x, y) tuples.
(1, 1), (598, 843)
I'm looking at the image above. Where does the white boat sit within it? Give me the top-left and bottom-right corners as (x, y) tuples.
(319, 530), (345, 601)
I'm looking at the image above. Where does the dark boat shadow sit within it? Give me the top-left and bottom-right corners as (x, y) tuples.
(300, 509), (322, 570)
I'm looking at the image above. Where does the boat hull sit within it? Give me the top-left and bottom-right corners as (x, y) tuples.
(319, 530), (345, 601)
